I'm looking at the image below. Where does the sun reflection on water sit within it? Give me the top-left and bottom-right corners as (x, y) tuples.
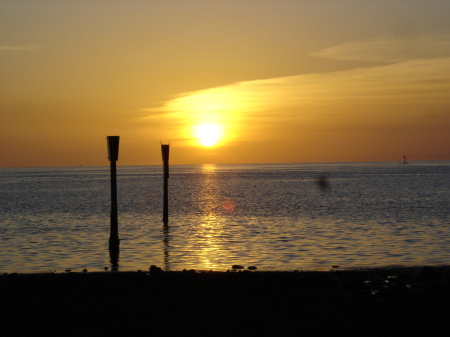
(194, 164), (231, 270)
(201, 163), (217, 174)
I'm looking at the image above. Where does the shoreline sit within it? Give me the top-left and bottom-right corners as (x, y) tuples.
(3, 263), (449, 275)
(2, 266), (449, 336)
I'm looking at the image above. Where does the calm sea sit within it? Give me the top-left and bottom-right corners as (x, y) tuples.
(1, 162), (449, 273)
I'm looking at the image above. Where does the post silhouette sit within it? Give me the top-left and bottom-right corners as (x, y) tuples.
(404, 156), (406, 165)
(107, 136), (120, 262)
(163, 225), (170, 271)
(161, 142), (170, 224)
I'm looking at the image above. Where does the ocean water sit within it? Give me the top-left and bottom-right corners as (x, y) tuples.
(1, 162), (449, 273)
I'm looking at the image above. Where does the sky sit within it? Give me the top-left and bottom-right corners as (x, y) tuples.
(1, 0), (450, 167)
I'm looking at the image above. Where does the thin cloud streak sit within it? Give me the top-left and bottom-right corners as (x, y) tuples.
(0, 45), (41, 51)
(152, 56), (450, 119)
(310, 35), (450, 63)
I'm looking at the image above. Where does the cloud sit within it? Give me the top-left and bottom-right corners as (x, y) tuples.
(310, 35), (450, 63)
(147, 55), (450, 145)
(128, 28), (450, 150)
(0, 45), (41, 51)
(155, 56), (450, 114)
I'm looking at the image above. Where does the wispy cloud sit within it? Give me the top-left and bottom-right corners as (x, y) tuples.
(154, 56), (450, 114)
(310, 35), (450, 63)
(0, 45), (41, 51)
(148, 56), (450, 145)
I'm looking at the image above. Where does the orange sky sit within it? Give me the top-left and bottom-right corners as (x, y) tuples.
(1, 0), (450, 167)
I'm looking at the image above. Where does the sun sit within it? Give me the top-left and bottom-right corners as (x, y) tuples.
(194, 124), (222, 147)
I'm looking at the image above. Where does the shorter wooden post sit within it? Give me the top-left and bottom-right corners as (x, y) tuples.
(161, 143), (170, 224)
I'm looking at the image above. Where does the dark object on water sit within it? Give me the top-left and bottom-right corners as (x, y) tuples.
(316, 175), (329, 190)
(65, 269), (71, 273)
(332, 265), (340, 268)
(83, 269), (88, 273)
(248, 266), (257, 270)
(232, 265), (244, 269)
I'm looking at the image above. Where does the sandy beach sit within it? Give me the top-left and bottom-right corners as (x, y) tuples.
(1, 266), (449, 336)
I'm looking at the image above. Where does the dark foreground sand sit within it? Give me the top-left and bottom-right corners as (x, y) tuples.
(1, 266), (449, 337)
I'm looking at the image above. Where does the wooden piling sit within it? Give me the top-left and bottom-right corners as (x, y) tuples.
(161, 143), (170, 224)
(107, 136), (120, 253)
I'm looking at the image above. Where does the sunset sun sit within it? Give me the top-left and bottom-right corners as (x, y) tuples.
(195, 124), (222, 147)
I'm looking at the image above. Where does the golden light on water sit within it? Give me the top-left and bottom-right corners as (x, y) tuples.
(201, 163), (217, 174)
(197, 164), (222, 269)
(188, 164), (239, 270)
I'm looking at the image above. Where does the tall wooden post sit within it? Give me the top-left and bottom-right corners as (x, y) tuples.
(107, 136), (120, 256)
(161, 143), (170, 224)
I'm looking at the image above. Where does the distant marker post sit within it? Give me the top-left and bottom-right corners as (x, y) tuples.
(161, 142), (170, 224)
